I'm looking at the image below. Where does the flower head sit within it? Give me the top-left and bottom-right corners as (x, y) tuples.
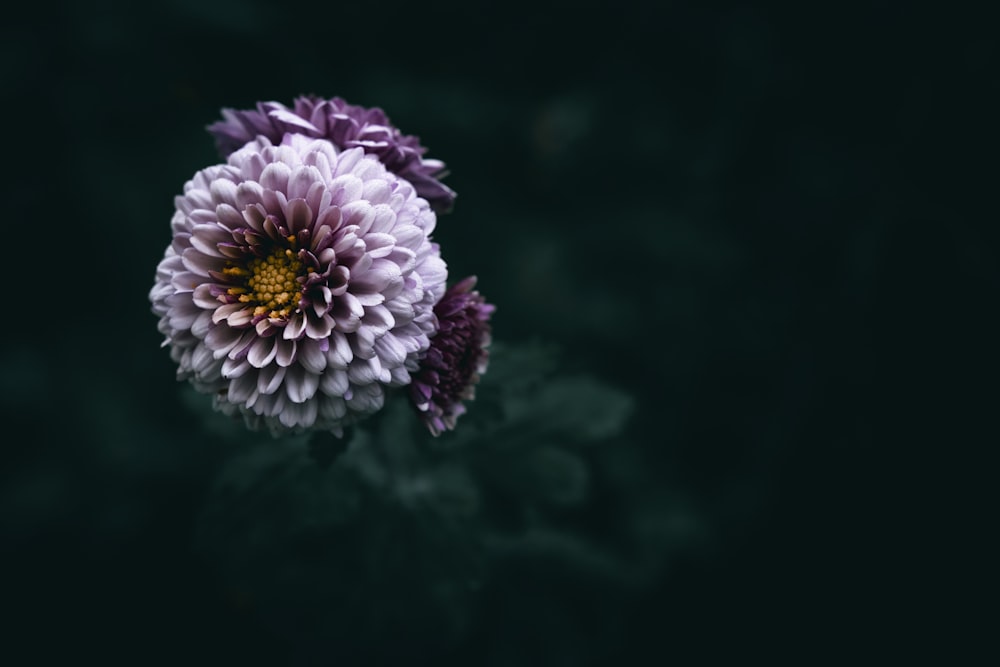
(150, 134), (447, 435)
(207, 96), (457, 214)
(410, 277), (494, 436)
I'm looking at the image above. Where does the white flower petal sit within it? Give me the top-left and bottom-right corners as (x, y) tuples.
(189, 224), (230, 257)
(275, 338), (297, 367)
(181, 247), (223, 277)
(257, 364), (286, 395)
(236, 182), (266, 210)
(319, 369), (349, 397)
(227, 372), (257, 403)
(226, 307), (254, 328)
(259, 162), (291, 192)
(283, 197), (313, 233)
(210, 178), (239, 205)
(362, 180), (392, 206)
(211, 303), (244, 325)
(328, 174), (363, 204)
(287, 165), (322, 200)
(305, 313), (334, 339)
(373, 332), (406, 368)
(388, 365), (411, 386)
(361, 304), (395, 337)
(247, 337), (277, 368)
(297, 338), (327, 374)
(327, 332), (353, 369)
(192, 284), (219, 309)
(285, 365), (319, 404)
(332, 147), (364, 176)
(283, 313), (307, 340)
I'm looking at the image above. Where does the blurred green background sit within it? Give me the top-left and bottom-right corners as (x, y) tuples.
(2, 0), (994, 664)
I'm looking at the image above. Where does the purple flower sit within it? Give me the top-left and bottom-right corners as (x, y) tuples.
(150, 134), (448, 436)
(207, 96), (457, 214)
(410, 277), (495, 436)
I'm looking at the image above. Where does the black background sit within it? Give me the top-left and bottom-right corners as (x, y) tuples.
(2, 0), (995, 664)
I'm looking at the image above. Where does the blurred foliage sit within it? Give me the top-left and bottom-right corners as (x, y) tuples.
(193, 341), (702, 664)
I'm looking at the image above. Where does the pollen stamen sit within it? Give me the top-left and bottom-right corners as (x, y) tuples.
(224, 245), (305, 319)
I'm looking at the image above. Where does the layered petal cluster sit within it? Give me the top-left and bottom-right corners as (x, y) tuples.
(207, 96), (456, 213)
(410, 277), (495, 436)
(150, 134), (447, 435)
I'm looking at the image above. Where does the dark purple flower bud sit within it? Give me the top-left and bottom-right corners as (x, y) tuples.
(410, 277), (495, 436)
(207, 95), (457, 213)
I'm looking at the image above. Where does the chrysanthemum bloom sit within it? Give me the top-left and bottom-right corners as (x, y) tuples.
(207, 96), (457, 214)
(410, 277), (495, 436)
(150, 134), (447, 435)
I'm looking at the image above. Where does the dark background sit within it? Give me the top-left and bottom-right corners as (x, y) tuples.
(2, 0), (995, 664)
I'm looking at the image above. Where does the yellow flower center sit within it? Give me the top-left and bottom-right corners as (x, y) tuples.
(224, 240), (305, 320)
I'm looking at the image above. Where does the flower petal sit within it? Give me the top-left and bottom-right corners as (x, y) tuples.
(325, 332), (353, 369)
(283, 197), (314, 234)
(285, 365), (319, 403)
(257, 364), (286, 395)
(275, 337), (297, 367)
(297, 338), (327, 374)
(319, 369), (349, 397)
(259, 162), (291, 192)
(283, 313), (307, 340)
(305, 313), (334, 339)
(247, 336), (277, 368)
